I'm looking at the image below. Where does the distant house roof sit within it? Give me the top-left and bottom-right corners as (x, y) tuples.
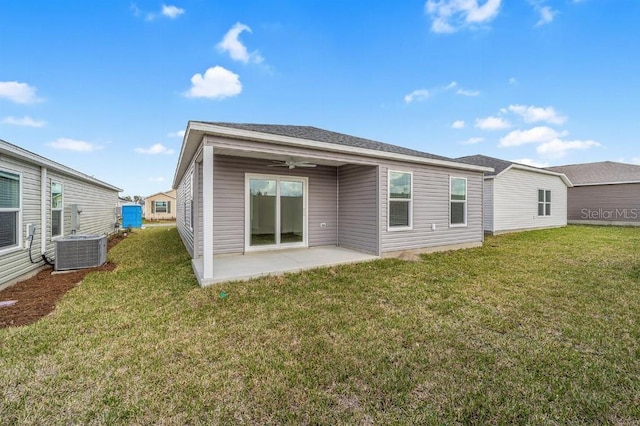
(0, 139), (122, 192)
(546, 161), (640, 186)
(173, 122), (492, 187)
(145, 189), (176, 199)
(456, 154), (572, 186)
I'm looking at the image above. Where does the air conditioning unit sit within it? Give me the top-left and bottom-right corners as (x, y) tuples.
(54, 235), (107, 271)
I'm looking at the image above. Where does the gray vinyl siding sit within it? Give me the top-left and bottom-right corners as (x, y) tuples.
(567, 183), (640, 223)
(380, 162), (484, 253)
(212, 155), (338, 255)
(338, 164), (378, 254)
(176, 161), (195, 256)
(1, 156), (118, 289)
(493, 168), (567, 232)
(484, 178), (494, 233)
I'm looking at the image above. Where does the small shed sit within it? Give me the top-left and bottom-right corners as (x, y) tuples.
(122, 204), (142, 228)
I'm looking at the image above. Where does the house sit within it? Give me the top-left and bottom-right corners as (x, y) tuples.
(456, 155), (572, 234)
(0, 139), (122, 290)
(172, 122), (492, 286)
(144, 190), (177, 221)
(546, 161), (640, 225)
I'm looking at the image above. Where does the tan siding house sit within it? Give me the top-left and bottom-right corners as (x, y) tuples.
(144, 190), (176, 220)
(172, 122), (492, 286)
(0, 139), (121, 290)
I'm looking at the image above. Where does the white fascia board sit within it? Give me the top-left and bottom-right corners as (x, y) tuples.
(187, 122), (494, 174)
(0, 140), (122, 192)
(499, 164), (573, 187)
(573, 180), (640, 187)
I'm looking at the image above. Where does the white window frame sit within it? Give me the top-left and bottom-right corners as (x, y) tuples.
(244, 173), (308, 252)
(51, 181), (64, 239)
(0, 168), (22, 254)
(449, 176), (467, 227)
(187, 171), (194, 230)
(538, 189), (551, 217)
(387, 170), (413, 231)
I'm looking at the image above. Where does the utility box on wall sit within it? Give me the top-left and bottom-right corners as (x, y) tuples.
(122, 204), (142, 228)
(71, 204), (83, 233)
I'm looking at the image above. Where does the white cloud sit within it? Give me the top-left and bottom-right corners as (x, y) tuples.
(148, 176), (166, 182)
(161, 4), (185, 19)
(537, 139), (600, 159)
(425, 0), (502, 33)
(511, 158), (550, 168)
(535, 5), (556, 26)
(167, 130), (185, 138)
(48, 138), (103, 152)
(444, 81), (458, 90)
(475, 116), (511, 130)
(2, 116), (46, 127)
(185, 66), (242, 99)
(508, 104), (567, 124)
(631, 157), (640, 165)
(509, 77), (517, 85)
(451, 120), (465, 129)
(0, 81), (42, 104)
(499, 126), (566, 147)
(461, 137), (484, 145)
(404, 89), (430, 103)
(456, 88), (480, 96)
(135, 143), (175, 155)
(217, 22), (264, 64)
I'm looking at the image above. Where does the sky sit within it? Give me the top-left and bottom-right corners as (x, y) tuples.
(1, 0), (639, 197)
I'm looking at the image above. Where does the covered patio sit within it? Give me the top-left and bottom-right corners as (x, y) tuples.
(192, 246), (379, 285)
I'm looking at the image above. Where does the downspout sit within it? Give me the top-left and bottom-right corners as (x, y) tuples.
(41, 167), (47, 255)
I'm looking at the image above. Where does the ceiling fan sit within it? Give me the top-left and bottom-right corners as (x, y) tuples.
(267, 159), (317, 169)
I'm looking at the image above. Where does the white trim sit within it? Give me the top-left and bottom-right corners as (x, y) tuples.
(202, 145), (214, 279)
(51, 180), (64, 239)
(571, 180), (640, 187)
(0, 167), (23, 254)
(244, 173), (308, 252)
(40, 167), (47, 255)
(537, 188), (552, 217)
(0, 139), (122, 192)
(449, 176), (468, 227)
(496, 164), (573, 187)
(387, 170), (413, 231)
(173, 122), (493, 188)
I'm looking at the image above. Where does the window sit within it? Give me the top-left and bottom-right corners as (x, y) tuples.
(450, 177), (467, 226)
(51, 182), (63, 238)
(388, 171), (412, 229)
(538, 189), (551, 216)
(153, 200), (170, 214)
(0, 170), (21, 251)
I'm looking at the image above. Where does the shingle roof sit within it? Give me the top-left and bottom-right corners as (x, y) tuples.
(198, 122), (455, 163)
(546, 161), (640, 185)
(455, 154), (515, 176)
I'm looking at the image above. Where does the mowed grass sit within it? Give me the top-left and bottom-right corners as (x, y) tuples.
(1, 226), (640, 424)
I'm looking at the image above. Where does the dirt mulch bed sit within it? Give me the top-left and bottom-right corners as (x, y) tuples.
(0, 233), (127, 329)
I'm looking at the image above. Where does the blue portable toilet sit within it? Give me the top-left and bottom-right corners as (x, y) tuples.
(121, 204), (142, 228)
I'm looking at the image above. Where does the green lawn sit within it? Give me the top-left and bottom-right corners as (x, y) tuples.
(1, 226), (639, 424)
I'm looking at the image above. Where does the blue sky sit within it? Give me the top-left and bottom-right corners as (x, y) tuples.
(1, 0), (638, 197)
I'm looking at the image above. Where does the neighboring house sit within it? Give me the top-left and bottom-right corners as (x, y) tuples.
(172, 121), (492, 286)
(547, 161), (640, 225)
(0, 139), (122, 289)
(457, 155), (572, 234)
(144, 190), (176, 220)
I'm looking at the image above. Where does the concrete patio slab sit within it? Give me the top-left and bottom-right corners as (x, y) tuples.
(192, 246), (379, 286)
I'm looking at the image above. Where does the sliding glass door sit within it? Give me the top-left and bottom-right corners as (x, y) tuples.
(246, 174), (307, 250)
